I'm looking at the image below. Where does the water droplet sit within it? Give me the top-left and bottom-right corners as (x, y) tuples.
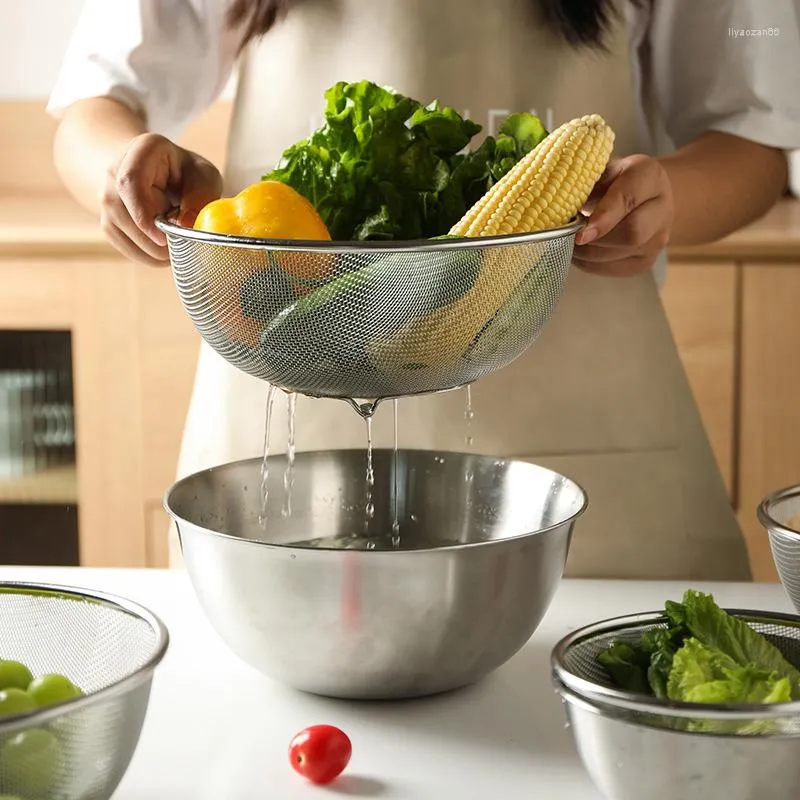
(366, 541), (376, 550)
(615, 762), (624, 769)
(466, 436), (474, 447)
(564, 723), (571, 730)
(410, 513), (418, 522)
(366, 502), (375, 519)
(290, 554), (296, 560)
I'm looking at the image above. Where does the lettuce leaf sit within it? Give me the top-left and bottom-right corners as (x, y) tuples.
(640, 625), (688, 699)
(676, 590), (800, 699)
(596, 641), (652, 695)
(264, 81), (548, 241)
(665, 638), (793, 734)
(596, 589), (800, 718)
(595, 623), (687, 698)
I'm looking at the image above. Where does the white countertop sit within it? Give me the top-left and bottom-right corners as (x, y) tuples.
(0, 566), (793, 800)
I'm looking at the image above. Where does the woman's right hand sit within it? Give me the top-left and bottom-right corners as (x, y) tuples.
(101, 133), (223, 266)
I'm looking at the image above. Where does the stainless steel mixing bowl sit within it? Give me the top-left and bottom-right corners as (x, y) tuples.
(552, 610), (800, 800)
(164, 448), (587, 699)
(758, 483), (800, 614)
(0, 582), (168, 800)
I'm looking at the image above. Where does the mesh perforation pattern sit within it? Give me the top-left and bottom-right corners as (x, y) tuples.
(0, 583), (168, 800)
(157, 219), (582, 399)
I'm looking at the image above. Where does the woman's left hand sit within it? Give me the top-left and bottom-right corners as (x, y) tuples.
(573, 154), (674, 277)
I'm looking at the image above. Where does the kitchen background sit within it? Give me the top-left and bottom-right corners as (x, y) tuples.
(1, 1), (799, 580)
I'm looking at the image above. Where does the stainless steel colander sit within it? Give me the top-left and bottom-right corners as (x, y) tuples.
(156, 217), (582, 402)
(0, 582), (168, 800)
(551, 610), (800, 800)
(758, 484), (800, 615)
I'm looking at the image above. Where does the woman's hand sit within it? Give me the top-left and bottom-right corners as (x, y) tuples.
(573, 154), (674, 277)
(101, 133), (223, 266)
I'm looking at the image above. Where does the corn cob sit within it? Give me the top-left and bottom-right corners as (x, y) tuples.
(450, 113), (615, 237)
(366, 115), (615, 374)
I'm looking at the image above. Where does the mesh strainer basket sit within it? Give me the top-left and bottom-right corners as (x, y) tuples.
(0, 582), (168, 800)
(758, 484), (800, 615)
(156, 217), (582, 402)
(552, 609), (800, 735)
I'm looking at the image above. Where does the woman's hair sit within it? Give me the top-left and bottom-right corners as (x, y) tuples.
(227, 0), (625, 51)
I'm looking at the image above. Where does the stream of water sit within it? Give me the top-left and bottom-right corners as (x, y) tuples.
(282, 392), (297, 518)
(258, 385), (277, 525)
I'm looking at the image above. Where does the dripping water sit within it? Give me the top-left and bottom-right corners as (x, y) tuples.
(391, 398), (400, 548)
(258, 385), (277, 525)
(364, 415), (375, 532)
(465, 385), (475, 483)
(282, 392), (297, 518)
(465, 385), (474, 448)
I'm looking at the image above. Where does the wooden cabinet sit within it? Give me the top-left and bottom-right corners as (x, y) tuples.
(737, 264), (800, 581)
(0, 100), (229, 569)
(664, 202), (800, 582)
(0, 230), (199, 568)
(660, 263), (737, 500)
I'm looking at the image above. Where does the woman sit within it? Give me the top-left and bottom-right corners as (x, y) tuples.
(49, 0), (800, 577)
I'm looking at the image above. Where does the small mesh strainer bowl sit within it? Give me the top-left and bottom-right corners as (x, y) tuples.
(551, 610), (800, 800)
(758, 484), (800, 615)
(0, 582), (168, 800)
(155, 218), (582, 402)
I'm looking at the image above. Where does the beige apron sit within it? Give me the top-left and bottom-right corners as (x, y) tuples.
(173, 0), (751, 581)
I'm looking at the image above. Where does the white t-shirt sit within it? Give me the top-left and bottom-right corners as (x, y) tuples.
(47, 0), (800, 165)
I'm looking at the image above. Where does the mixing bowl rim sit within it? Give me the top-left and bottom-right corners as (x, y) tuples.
(163, 448), (589, 554)
(155, 214), (585, 253)
(758, 483), (800, 541)
(0, 581), (170, 735)
(554, 678), (800, 739)
(551, 608), (800, 719)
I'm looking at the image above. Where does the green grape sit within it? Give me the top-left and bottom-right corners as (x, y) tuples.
(27, 674), (82, 709)
(0, 662), (32, 693)
(0, 728), (62, 796)
(0, 690), (35, 718)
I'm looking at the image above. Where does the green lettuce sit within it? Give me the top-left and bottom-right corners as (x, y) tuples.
(595, 590), (800, 730)
(673, 590), (800, 696)
(667, 637), (792, 705)
(596, 622), (688, 699)
(263, 80), (548, 241)
(597, 641), (652, 696)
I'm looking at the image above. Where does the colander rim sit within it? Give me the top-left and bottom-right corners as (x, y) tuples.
(0, 581), (169, 735)
(554, 680), (800, 738)
(551, 608), (800, 720)
(154, 214), (585, 253)
(758, 483), (800, 541)
(163, 448), (589, 554)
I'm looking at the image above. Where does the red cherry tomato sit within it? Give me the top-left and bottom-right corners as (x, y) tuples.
(289, 725), (352, 784)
